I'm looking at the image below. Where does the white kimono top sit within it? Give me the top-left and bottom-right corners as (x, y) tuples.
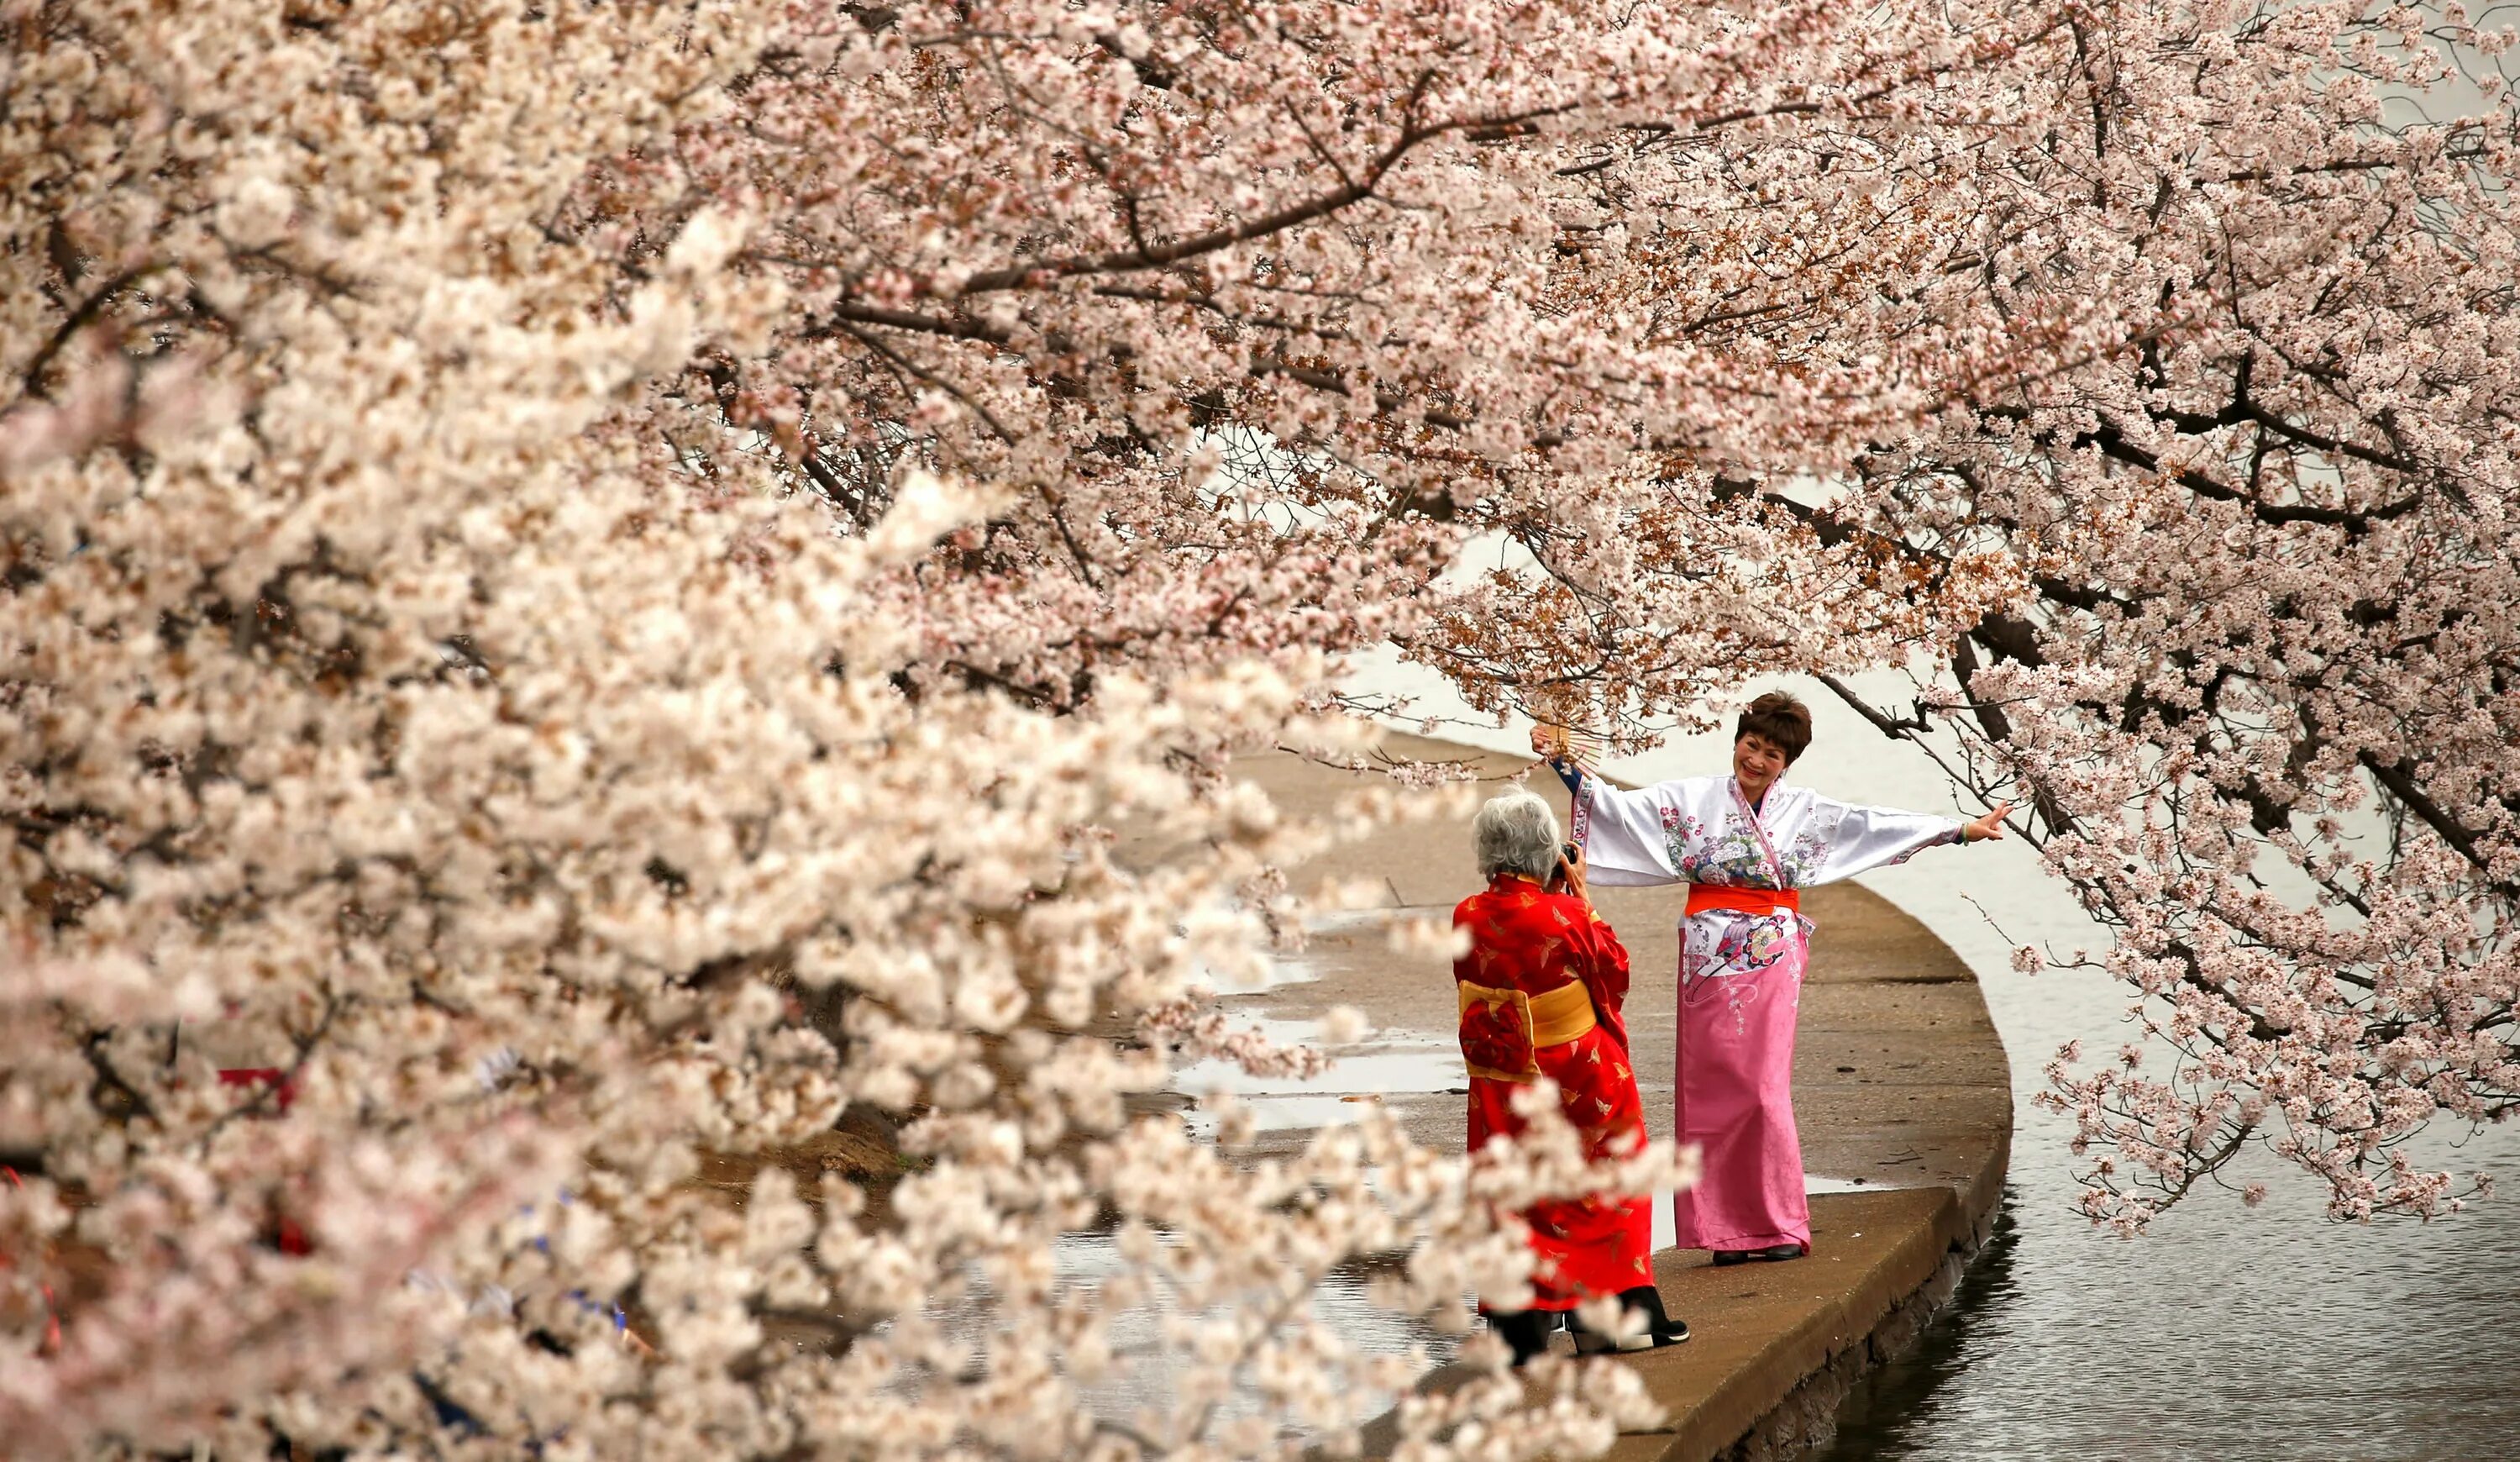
(1577, 774), (1960, 892)
(1572, 771), (1961, 978)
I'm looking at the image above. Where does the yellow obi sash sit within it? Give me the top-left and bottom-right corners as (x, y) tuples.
(1457, 980), (1597, 1082)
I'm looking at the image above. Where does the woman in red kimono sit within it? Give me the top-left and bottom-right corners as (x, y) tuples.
(1457, 790), (1688, 1363)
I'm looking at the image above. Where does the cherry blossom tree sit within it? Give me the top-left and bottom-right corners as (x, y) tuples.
(13, 0), (2518, 1454)
(1446, 0), (2520, 1229)
(617, 0), (2036, 718)
(1, 3), (1694, 1456)
(1852, 3), (2520, 1231)
(659, 0), (2520, 1234)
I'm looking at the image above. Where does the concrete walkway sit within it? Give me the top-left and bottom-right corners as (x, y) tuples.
(1229, 733), (2013, 1460)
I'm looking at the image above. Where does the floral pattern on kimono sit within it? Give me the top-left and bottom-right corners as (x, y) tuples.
(1572, 770), (1965, 1253)
(1599, 776), (1960, 897)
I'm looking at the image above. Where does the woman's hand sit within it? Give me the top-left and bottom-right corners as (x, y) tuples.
(1530, 724), (1562, 761)
(1961, 802), (2013, 844)
(1555, 844), (1589, 904)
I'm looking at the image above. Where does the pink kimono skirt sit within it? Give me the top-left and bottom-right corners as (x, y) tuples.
(1670, 884), (1812, 1254)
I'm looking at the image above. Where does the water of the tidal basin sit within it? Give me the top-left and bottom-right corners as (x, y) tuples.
(1803, 861), (2520, 1462)
(1359, 655), (2520, 1460)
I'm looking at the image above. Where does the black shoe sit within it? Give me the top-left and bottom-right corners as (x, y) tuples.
(1570, 1284), (1690, 1353)
(1487, 1307), (1562, 1366)
(1709, 1243), (1806, 1266)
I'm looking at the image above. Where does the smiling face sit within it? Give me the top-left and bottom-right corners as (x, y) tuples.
(1732, 731), (1791, 804)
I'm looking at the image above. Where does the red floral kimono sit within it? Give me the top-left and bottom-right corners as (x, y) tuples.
(1454, 872), (1650, 1310)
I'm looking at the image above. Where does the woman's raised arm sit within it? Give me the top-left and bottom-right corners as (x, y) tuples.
(1803, 793), (2009, 885)
(1572, 776), (1698, 888)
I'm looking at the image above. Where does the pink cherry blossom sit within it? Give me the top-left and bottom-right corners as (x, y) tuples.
(8, 0), (2517, 1453)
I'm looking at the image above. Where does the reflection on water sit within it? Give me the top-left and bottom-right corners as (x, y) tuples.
(1814, 1197), (2024, 1460)
(879, 991), (1475, 1441)
(1813, 1133), (2520, 1460)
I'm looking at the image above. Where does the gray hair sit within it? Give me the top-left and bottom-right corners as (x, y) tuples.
(1473, 790), (1562, 881)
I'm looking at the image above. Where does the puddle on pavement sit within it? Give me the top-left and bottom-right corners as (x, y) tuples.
(881, 1230), (1464, 1443)
(1805, 1173), (1913, 1196)
(1170, 997), (1462, 1134)
(879, 1176), (1918, 1436)
(1642, 1177), (1920, 1249)
(1293, 906), (1431, 934)
(1192, 952), (1323, 997)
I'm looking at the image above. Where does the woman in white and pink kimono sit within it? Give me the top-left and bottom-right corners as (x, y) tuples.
(1539, 692), (2009, 1265)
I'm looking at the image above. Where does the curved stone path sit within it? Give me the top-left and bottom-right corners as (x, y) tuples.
(1229, 734), (2012, 1460)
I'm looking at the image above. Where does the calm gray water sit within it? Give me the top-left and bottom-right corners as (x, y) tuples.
(1355, 655), (2520, 1460)
(1807, 933), (2520, 1461)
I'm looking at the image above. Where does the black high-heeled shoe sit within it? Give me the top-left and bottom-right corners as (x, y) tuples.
(1487, 1307), (1563, 1366)
(1709, 1242), (1806, 1266)
(1570, 1284), (1691, 1353)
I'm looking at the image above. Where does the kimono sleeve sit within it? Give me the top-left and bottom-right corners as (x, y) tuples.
(1571, 774), (1694, 887)
(1569, 907), (1632, 1051)
(1569, 907), (1630, 1009)
(1804, 794), (1963, 884)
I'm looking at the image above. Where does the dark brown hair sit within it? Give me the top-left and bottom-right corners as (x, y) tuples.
(1735, 691), (1813, 765)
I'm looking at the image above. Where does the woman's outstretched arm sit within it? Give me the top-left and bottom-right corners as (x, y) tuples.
(1804, 794), (2013, 884)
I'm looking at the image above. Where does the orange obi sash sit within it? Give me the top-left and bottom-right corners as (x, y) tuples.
(1685, 884), (1800, 917)
(1457, 980), (1596, 1082)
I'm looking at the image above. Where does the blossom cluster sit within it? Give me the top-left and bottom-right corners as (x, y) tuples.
(10, 0), (2518, 1455)
(1798, 3), (2520, 1229)
(0, 3), (1696, 1456)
